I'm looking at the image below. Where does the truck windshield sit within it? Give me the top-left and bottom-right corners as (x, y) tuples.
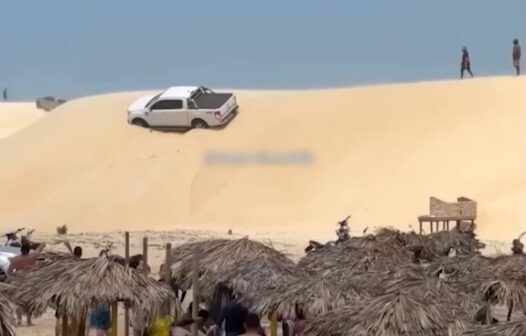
(146, 93), (162, 107)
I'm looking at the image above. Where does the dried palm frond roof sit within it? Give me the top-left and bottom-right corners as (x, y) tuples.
(298, 229), (485, 279)
(489, 254), (526, 271)
(201, 253), (300, 305)
(473, 264), (526, 315)
(426, 254), (492, 280)
(298, 241), (413, 276)
(253, 275), (365, 319)
(0, 290), (15, 336)
(459, 319), (526, 336)
(8, 254), (181, 322)
(425, 254), (526, 316)
(371, 227), (485, 257)
(305, 290), (469, 336)
(379, 266), (482, 316)
(171, 237), (294, 291)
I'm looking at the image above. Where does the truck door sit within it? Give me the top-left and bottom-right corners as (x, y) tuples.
(149, 99), (188, 127)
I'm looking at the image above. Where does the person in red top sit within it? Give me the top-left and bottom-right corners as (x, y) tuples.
(461, 47), (474, 79)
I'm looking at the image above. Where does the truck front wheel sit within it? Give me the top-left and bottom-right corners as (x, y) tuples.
(191, 119), (208, 129)
(132, 118), (149, 128)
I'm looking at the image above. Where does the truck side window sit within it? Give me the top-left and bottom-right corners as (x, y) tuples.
(151, 100), (183, 110)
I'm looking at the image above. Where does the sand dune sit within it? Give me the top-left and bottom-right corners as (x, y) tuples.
(0, 102), (45, 139)
(0, 77), (524, 242)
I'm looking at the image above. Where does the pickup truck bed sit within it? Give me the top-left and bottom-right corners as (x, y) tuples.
(195, 93), (233, 109)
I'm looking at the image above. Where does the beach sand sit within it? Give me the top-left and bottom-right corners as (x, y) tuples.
(0, 77), (524, 241)
(0, 102), (45, 139)
(1, 76), (525, 334)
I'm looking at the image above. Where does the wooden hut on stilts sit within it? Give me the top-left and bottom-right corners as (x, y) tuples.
(418, 196), (477, 234)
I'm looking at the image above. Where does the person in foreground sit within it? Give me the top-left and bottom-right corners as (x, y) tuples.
(8, 241), (46, 325)
(89, 304), (111, 336)
(7, 241), (45, 273)
(240, 313), (266, 336)
(218, 299), (248, 336)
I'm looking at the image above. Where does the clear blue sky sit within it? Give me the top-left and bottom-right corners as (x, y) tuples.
(1, 0), (524, 100)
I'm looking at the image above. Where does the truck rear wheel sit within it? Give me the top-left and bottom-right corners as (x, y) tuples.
(191, 119), (208, 129)
(132, 118), (149, 128)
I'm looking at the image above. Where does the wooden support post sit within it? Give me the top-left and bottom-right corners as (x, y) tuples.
(124, 232), (130, 336)
(78, 315), (86, 336)
(446, 221), (450, 231)
(436, 221), (439, 232)
(69, 318), (78, 336)
(270, 311), (278, 336)
(419, 220), (422, 234)
(191, 249), (199, 336)
(111, 302), (118, 336)
(143, 237), (148, 275)
(61, 315), (68, 336)
(430, 222), (433, 233)
(442, 221), (445, 231)
(456, 220), (461, 231)
(165, 243), (172, 286)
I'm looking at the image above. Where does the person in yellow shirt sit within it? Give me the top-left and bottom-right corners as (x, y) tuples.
(148, 314), (172, 336)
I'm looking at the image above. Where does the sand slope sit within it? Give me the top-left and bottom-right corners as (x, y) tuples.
(0, 102), (45, 139)
(0, 77), (524, 241)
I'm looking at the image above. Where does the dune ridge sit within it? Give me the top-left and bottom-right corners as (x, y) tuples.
(0, 77), (524, 242)
(0, 102), (45, 139)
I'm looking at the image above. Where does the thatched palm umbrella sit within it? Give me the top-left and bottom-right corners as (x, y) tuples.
(171, 237), (294, 292)
(477, 266), (526, 322)
(380, 266), (482, 318)
(8, 255), (181, 324)
(0, 292), (15, 336)
(423, 230), (485, 259)
(253, 275), (365, 319)
(426, 255), (492, 280)
(201, 253), (300, 306)
(298, 241), (412, 277)
(305, 290), (469, 336)
(459, 319), (526, 336)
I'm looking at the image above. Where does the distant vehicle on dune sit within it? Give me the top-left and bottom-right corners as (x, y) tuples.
(36, 96), (67, 111)
(127, 86), (238, 129)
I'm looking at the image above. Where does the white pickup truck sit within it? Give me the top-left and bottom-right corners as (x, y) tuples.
(127, 86), (238, 129)
(0, 246), (19, 280)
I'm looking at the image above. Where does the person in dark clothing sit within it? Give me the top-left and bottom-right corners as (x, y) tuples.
(241, 313), (265, 336)
(513, 39), (521, 76)
(73, 246), (83, 258)
(3, 88), (7, 101)
(128, 254), (143, 269)
(218, 300), (248, 336)
(461, 47), (474, 79)
(158, 263), (186, 302)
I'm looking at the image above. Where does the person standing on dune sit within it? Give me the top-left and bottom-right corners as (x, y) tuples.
(513, 39), (521, 76)
(3, 88), (7, 101)
(460, 47), (474, 79)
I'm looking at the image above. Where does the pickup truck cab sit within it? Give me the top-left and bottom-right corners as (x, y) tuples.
(127, 86), (238, 129)
(0, 246), (20, 280)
